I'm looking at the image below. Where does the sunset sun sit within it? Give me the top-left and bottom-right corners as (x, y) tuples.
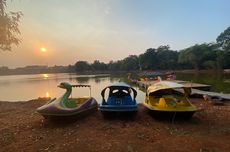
(40, 47), (47, 52)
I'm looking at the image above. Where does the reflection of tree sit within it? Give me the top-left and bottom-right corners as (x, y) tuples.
(94, 78), (101, 84)
(109, 76), (120, 83)
(75, 77), (90, 84)
(94, 77), (109, 84)
(177, 73), (230, 93)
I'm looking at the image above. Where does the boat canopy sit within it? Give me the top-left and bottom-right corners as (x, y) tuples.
(101, 82), (137, 100)
(147, 81), (184, 95)
(58, 82), (91, 88)
(71, 84), (91, 88)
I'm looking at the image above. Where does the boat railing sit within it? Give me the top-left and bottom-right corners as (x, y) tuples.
(71, 84), (91, 97)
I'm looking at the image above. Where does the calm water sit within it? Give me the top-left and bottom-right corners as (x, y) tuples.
(1, 72), (230, 102)
(176, 72), (230, 93)
(0, 73), (145, 102)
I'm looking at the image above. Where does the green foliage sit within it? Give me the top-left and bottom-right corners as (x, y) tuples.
(75, 61), (90, 72)
(216, 26), (230, 51)
(122, 55), (139, 71)
(0, 0), (23, 51)
(72, 38), (230, 72)
(156, 45), (178, 70)
(139, 48), (157, 70)
(178, 43), (220, 70)
(91, 60), (107, 71)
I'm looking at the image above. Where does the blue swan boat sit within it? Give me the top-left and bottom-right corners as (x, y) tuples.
(99, 82), (138, 113)
(37, 82), (98, 119)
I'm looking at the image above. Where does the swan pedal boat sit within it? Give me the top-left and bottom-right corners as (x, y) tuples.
(143, 81), (199, 119)
(37, 82), (98, 119)
(99, 82), (138, 114)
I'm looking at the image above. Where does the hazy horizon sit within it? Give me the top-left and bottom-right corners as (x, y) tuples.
(0, 0), (229, 68)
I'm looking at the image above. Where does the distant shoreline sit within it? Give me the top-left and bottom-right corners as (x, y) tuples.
(1, 69), (230, 76)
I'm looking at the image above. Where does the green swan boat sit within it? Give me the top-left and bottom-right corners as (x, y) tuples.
(37, 82), (98, 118)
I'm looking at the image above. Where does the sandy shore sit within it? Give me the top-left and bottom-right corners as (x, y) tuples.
(0, 98), (230, 152)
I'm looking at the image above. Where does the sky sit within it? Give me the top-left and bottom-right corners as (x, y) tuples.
(0, 0), (230, 68)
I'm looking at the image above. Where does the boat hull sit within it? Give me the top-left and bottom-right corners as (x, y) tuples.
(143, 102), (198, 120)
(37, 97), (98, 118)
(99, 105), (138, 112)
(146, 109), (196, 120)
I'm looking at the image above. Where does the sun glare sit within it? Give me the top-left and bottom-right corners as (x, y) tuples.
(46, 92), (50, 98)
(41, 47), (47, 52)
(43, 74), (49, 78)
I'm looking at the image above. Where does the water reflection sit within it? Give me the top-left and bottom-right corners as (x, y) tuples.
(75, 76), (90, 84)
(1, 72), (229, 102)
(176, 72), (230, 93)
(0, 73), (145, 102)
(46, 91), (50, 98)
(43, 74), (49, 79)
(95, 77), (102, 83)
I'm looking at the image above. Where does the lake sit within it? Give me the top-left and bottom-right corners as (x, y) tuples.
(176, 72), (230, 93)
(1, 72), (230, 102)
(0, 73), (145, 102)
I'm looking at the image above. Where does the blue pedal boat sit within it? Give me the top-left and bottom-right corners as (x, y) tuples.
(99, 82), (138, 113)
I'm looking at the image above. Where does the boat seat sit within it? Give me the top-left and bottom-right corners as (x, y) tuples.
(64, 100), (77, 108)
(107, 97), (117, 105)
(123, 96), (135, 105)
(154, 96), (178, 108)
(163, 95), (178, 107)
(156, 98), (167, 108)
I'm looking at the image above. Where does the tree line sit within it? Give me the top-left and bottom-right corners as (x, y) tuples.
(73, 27), (230, 72)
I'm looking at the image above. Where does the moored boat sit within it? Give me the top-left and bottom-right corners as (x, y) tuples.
(37, 82), (98, 119)
(99, 82), (138, 114)
(143, 81), (199, 119)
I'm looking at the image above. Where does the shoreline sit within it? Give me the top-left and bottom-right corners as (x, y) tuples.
(0, 98), (230, 151)
(1, 69), (230, 77)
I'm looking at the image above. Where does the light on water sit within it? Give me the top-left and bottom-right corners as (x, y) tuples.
(43, 74), (49, 78)
(46, 92), (50, 98)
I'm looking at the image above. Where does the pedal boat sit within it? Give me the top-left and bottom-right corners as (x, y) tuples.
(37, 82), (98, 118)
(143, 81), (199, 119)
(99, 82), (138, 113)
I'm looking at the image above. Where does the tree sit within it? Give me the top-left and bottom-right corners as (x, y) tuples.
(139, 48), (157, 70)
(108, 60), (123, 71)
(178, 43), (213, 71)
(156, 45), (178, 70)
(122, 55), (139, 71)
(0, 0), (23, 51)
(91, 60), (107, 71)
(75, 61), (90, 72)
(216, 26), (230, 51)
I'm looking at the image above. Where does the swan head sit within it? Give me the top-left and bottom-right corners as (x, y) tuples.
(58, 82), (72, 89)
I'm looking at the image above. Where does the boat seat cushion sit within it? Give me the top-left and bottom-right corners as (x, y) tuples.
(64, 99), (77, 108)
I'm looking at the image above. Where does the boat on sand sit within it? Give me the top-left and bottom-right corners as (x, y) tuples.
(37, 82), (98, 119)
(99, 82), (138, 115)
(143, 81), (199, 119)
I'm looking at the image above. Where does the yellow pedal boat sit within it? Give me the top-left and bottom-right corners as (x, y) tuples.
(143, 81), (199, 119)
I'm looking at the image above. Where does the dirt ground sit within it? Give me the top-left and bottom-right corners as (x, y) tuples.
(0, 98), (230, 152)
